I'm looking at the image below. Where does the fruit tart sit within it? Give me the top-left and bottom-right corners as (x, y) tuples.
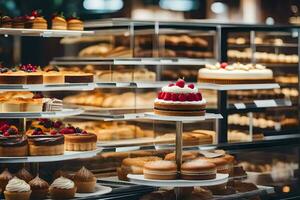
(60, 126), (97, 151)
(27, 118), (63, 134)
(154, 79), (206, 116)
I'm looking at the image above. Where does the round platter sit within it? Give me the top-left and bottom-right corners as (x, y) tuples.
(0, 149), (102, 163)
(127, 173), (229, 187)
(144, 112), (222, 122)
(75, 185), (112, 198)
(0, 108), (83, 119)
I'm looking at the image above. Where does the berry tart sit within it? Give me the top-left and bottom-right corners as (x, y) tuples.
(51, 13), (67, 30)
(67, 14), (83, 31)
(26, 118), (63, 134)
(60, 126), (97, 151)
(154, 79), (206, 116)
(0, 122), (28, 157)
(198, 62), (274, 84)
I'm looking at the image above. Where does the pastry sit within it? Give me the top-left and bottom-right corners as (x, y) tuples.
(28, 134), (64, 156)
(117, 156), (162, 181)
(49, 176), (76, 199)
(43, 98), (63, 111)
(0, 68), (27, 84)
(4, 177), (31, 200)
(164, 151), (198, 162)
(0, 135), (28, 157)
(61, 126), (97, 151)
(23, 98), (43, 112)
(12, 16), (26, 28)
(0, 169), (13, 192)
(198, 63), (274, 84)
(27, 118), (63, 133)
(143, 160), (177, 180)
(1, 16), (12, 28)
(197, 157), (231, 174)
(154, 79), (206, 116)
(43, 71), (65, 84)
(16, 168), (33, 183)
(32, 16), (47, 29)
(19, 64), (43, 84)
(63, 72), (93, 83)
(29, 175), (49, 199)
(52, 14), (67, 30)
(74, 166), (96, 193)
(181, 159), (216, 180)
(67, 16), (83, 31)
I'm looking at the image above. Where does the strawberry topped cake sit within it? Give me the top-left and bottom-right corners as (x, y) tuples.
(154, 79), (206, 116)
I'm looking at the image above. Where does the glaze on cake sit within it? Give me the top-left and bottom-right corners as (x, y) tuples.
(154, 79), (206, 116)
(198, 62), (273, 84)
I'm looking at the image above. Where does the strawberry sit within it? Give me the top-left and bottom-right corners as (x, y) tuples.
(158, 91), (163, 99)
(171, 93), (179, 101)
(164, 92), (172, 100)
(188, 84), (194, 89)
(197, 93), (202, 100)
(186, 93), (195, 101)
(178, 94), (187, 101)
(50, 130), (57, 135)
(220, 62), (228, 69)
(176, 79), (185, 88)
(168, 83), (175, 87)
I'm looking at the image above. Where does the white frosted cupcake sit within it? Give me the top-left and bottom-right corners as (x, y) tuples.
(4, 177), (31, 200)
(49, 176), (76, 199)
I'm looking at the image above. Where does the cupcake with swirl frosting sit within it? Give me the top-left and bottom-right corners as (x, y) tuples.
(74, 166), (96, 193)
(0, 168), (13, 192)
(49, 176), (76, 199)
(4, 177), (31, 200)
(16, 168), (33, 183)
(29, 175), (49, 199)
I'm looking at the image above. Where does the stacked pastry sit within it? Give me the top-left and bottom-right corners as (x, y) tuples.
(79, 44), (131, 58)
(63, 91), (156, 108)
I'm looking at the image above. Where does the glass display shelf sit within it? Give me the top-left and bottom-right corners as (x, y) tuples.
(0, 83), (95, 91)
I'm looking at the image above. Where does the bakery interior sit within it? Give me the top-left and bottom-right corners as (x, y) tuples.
(0, 0), (300, 200)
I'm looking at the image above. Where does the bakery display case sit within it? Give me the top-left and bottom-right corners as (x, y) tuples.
(0, 17), (300, 200)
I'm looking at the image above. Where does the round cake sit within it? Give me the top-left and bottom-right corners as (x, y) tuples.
(198, 62), (273, 84)
(154, 79), (206, 116)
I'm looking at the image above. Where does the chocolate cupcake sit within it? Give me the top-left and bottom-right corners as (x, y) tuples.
(0, 169), (13, 192)
(16, 168), (33, 183)
(74, 166), (96, 193)
(29, 175), (49, 199)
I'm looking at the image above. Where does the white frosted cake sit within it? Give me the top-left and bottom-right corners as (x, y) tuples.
(198, 63), (273, 84)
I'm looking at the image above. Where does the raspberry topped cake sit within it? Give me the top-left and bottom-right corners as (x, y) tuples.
(154, 79), (206, 116)
(198, 62), (273, 84)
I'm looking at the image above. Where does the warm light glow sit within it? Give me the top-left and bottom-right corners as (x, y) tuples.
(83, 0), (123, 12)
(266, 17), (275, 25)
(159, 0), (198, 11)
(282, 186), (290, 193)
(211, 2), (227, 14)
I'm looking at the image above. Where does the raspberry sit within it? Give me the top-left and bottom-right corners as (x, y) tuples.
(187, 93), (196, 101)
(188, 84), (194, 89)
(220, 62), (228, 69)
(197, 93), (202, 100)
(3, 132), (10, 137)
(171, 93), (179, 101)
(176, 79), (185, 88)
(178, 94), (187, 101)
(164, 92), (172, 100)
(81, 130), (87, 134)
(158, 92), (163, 99)
(50, 130), (57, 135)
(168, 83), (175, 87)
(53, 121), (63, 129)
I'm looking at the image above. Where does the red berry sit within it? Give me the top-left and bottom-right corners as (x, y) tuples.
(50, 130), (57, 135)
(176, 79), (185, 88)
(164, 93), (172, 101)
(171, 93), (179, 101)
(220, 62), (228, 69)
(186, 93), (195, 101)
(81, 130), (87, 134)
(3, 132), (9, 137)
(197, 93), (202, 100)
(188, 84), (194, 89)
(168, 83), (175, 87)
(158, 92), (163, 99)
(178, 94), (187, 101)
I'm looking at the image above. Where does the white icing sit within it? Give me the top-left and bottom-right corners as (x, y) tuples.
(155, 98), (206, 105)
(50, 176), (74, 189)
(198, 67), (273, 80)
(6, 177), (30, 192)
(162, 85), (198, 94)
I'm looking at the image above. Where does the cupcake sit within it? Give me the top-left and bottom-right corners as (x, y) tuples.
(53, 170), (74, 180)
(16, 168), (33, 183)
(52, 13), (67, 30)
(4, 177), (31, 200)
(74, 166), (96, 193)
(0, 169), (13, 192)
(29, 175), (49, 199)
(49, 176), (76, 199)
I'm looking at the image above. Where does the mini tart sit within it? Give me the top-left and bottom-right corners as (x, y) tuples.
(4, 177), (31, 200)
(43, 71), (65, 84)
(64, 133), (97, 151)
(0, 169), (13, 192)
(197, 157), (231, 174)
(67, 18), (84, 31)
(118, 156), (162, 181)
(0, 135), (28, 157)
(63, 72), (94, 83)
(52, 16), (67, 30)
(27, 135), (64, 156)
(32, 17), (47, 29)
(49, 177), (76, 199)
(181, 160), (217, 180)
(74, 166), (96, 193)
(16, 168), (33, 183)
(29, 175), (49, 199)
(143, 160), (177, 180)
